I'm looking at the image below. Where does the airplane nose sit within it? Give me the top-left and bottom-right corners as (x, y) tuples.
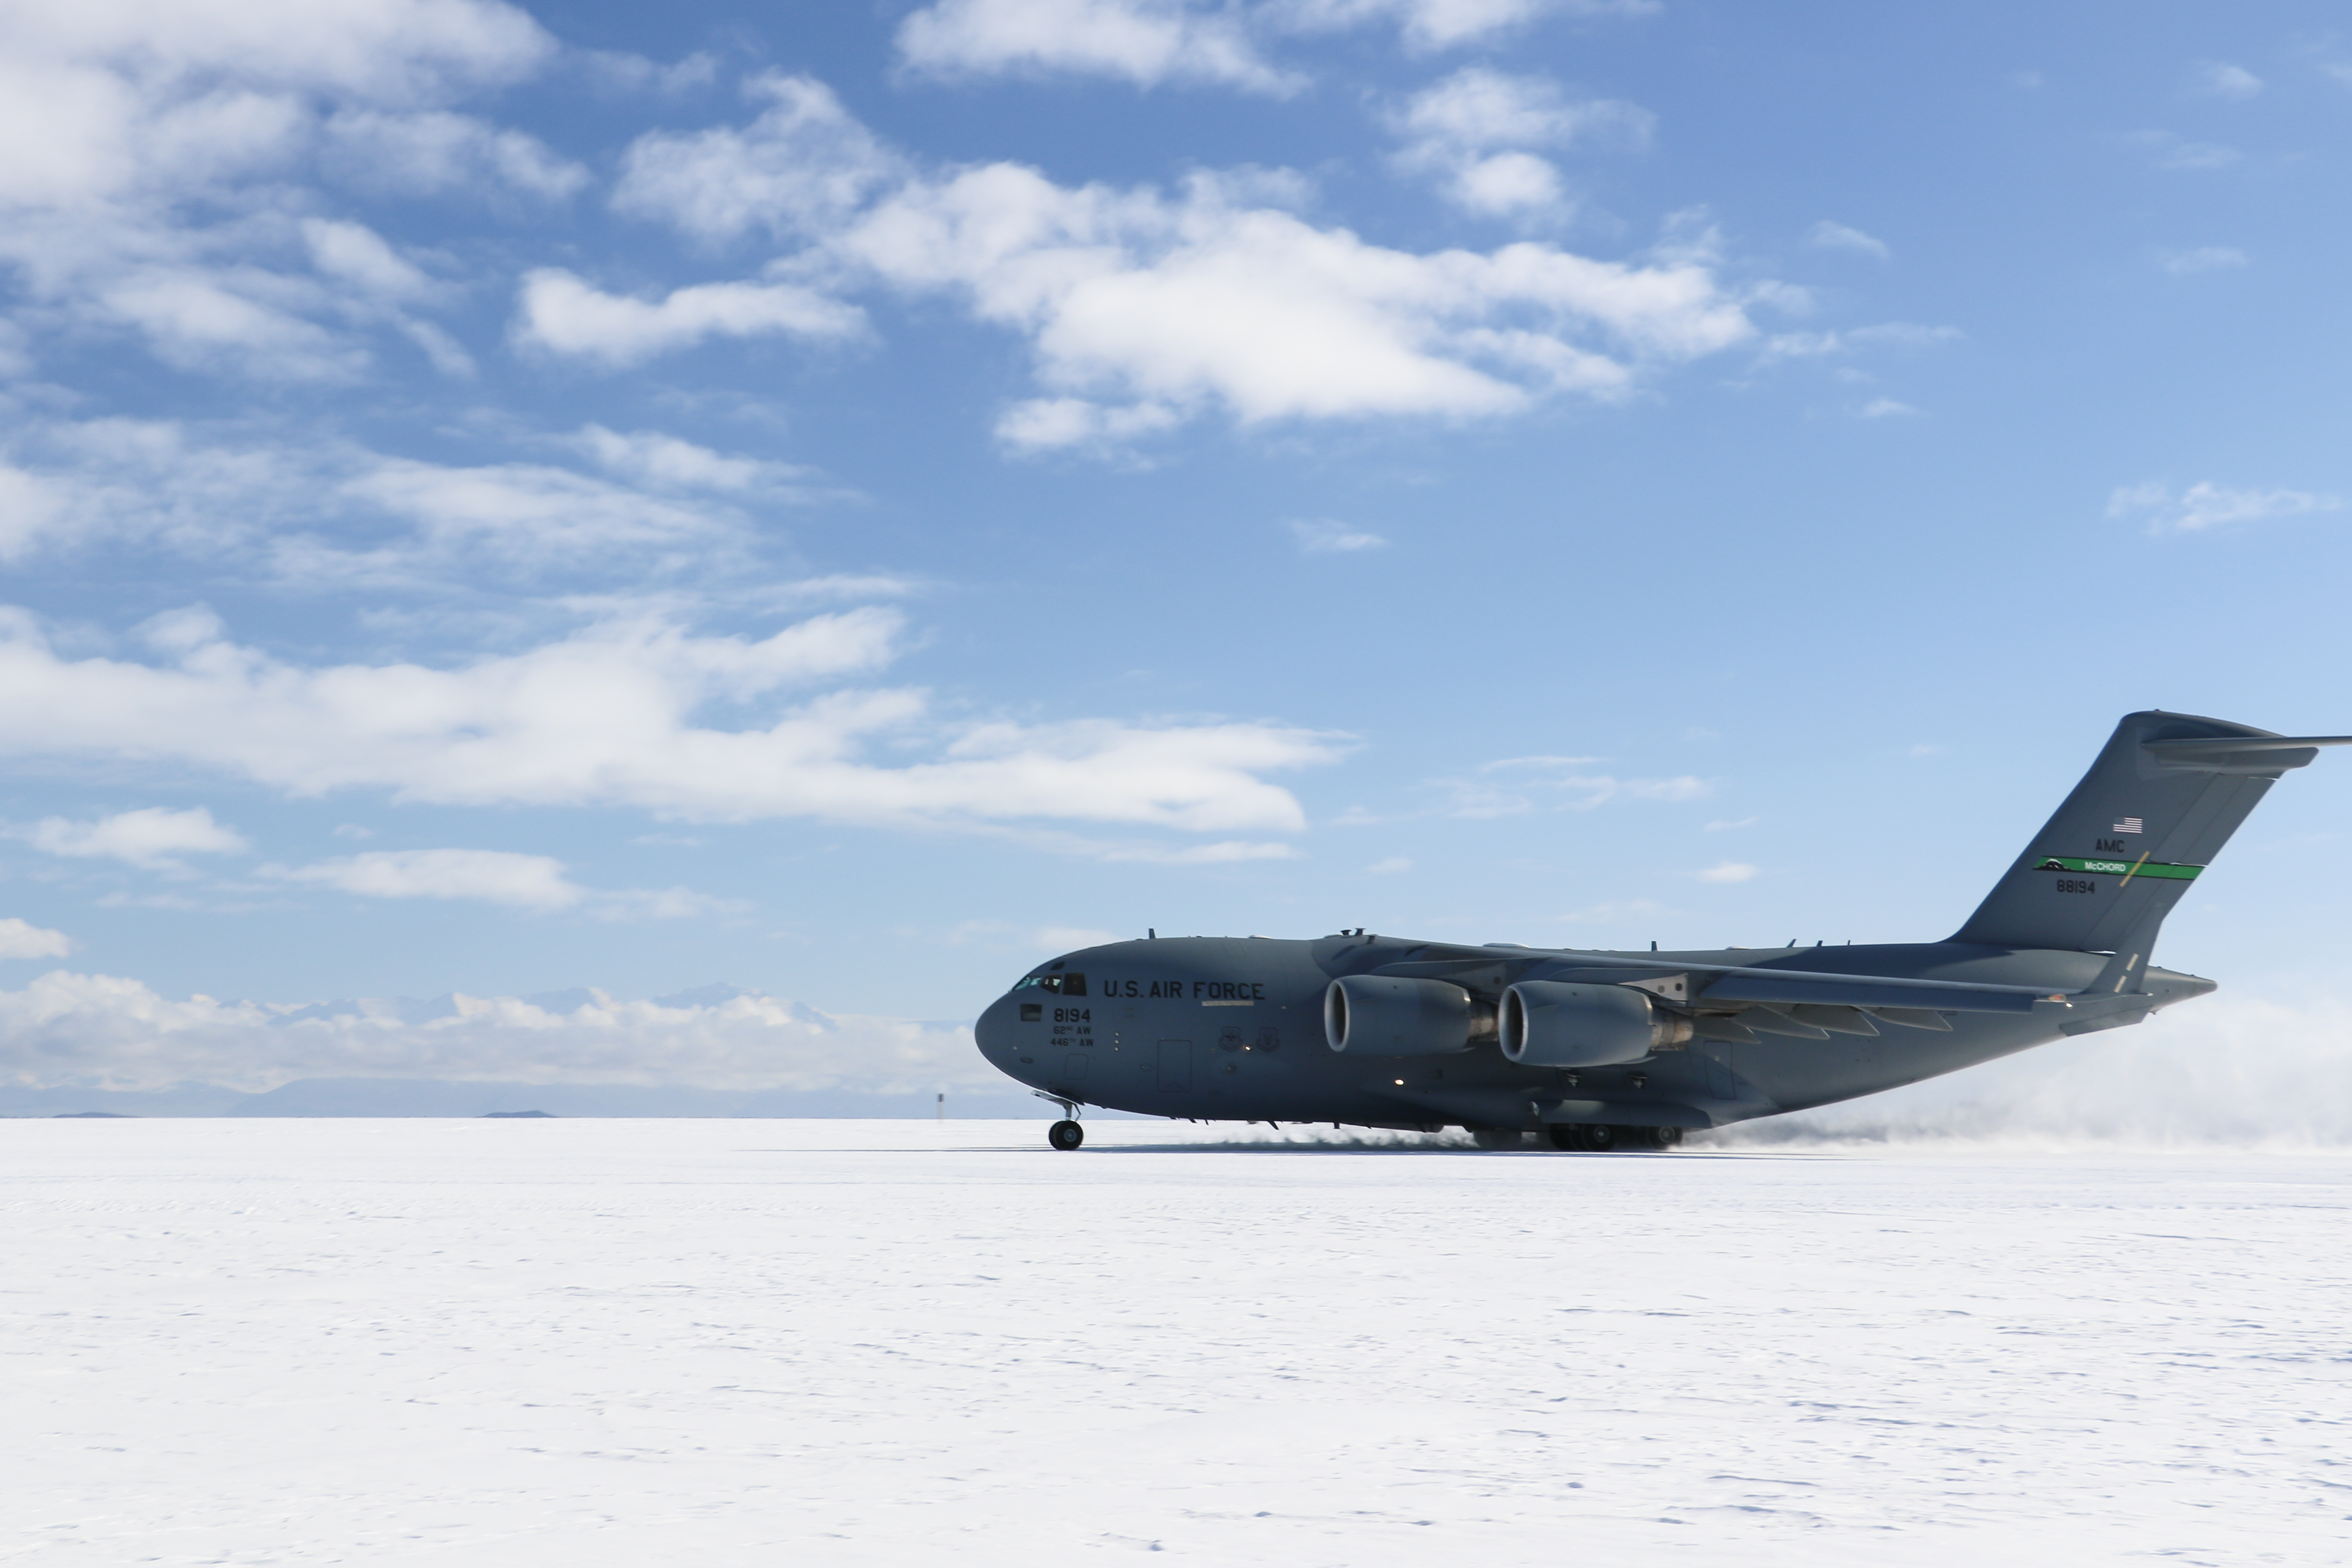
(973, 992), (1019, 1064)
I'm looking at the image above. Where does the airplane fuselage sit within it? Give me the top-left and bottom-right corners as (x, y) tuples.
(974, 933), (2213, 1135)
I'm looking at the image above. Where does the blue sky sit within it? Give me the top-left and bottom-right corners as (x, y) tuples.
(2, 0), (2348, 1095)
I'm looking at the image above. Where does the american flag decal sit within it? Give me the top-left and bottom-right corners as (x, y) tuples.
(2113, 817), (2144, 834)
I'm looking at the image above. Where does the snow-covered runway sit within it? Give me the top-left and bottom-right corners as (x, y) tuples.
(6, 1119), (2346, 1565)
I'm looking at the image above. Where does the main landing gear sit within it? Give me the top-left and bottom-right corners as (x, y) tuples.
(1542, 1124), (1683, 1151)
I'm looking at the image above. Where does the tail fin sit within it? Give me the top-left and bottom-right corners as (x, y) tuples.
(1952, 711), (2351, 959)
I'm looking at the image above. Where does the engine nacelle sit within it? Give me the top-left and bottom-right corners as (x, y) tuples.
(1498, 980), (1693, 1067)
(1324, 976), (1495, 1055)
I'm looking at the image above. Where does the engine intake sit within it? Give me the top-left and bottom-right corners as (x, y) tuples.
(1324, 976), (1495, 1055)
(1498, 981), (1693, 1067)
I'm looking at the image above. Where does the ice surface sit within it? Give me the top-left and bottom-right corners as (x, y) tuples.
(5, 1120), (2348, 1565)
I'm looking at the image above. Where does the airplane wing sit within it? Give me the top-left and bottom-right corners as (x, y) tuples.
(1382, 943), (2068, 1014)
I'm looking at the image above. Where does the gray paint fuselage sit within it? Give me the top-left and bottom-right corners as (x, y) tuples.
(972, 933), (2213, 1131)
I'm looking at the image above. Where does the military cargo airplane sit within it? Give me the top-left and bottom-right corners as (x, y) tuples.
(976, 712), (2348, 1151)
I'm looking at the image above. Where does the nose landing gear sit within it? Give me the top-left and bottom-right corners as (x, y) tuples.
(1034, 1090), (1085, 1151)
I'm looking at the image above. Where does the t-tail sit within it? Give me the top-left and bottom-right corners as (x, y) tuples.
(1952, 711), (2352, 985)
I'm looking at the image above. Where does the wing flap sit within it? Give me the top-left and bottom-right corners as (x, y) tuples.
(1698, 972), (2051, 1014)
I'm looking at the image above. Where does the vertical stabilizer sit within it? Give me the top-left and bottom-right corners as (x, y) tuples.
(1952, 711), (2350, 959)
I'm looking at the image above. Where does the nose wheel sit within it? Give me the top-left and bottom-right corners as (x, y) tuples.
(1033, 1090), (1086, 1150)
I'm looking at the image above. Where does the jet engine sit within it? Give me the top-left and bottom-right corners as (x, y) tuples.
(1498, 980), (1693, 1067)
(1324, 976), (1496, 1055)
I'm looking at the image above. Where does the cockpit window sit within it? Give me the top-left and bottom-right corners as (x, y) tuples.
(1012, 972), (1088, 996)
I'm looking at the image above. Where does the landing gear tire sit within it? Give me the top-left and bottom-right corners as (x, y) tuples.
(1470, 1127), (1527, 1151)
(1543, 1123), (1580, 1151)
(1630, 1125), (1683, 1151)
(1047, 1119), (1085, 1151)
(1577, 1123), (1620, 1152)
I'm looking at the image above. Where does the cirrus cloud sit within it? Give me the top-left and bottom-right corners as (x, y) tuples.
(2108, 480), (2343, 534)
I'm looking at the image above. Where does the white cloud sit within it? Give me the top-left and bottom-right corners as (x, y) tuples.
(260, 848), (723, 920)
(97, 269), (367, 383)
(1129, 839), (1298, 862)
(1391, 68), (1651, 215)
(0, 0), (555, 382)
(2160, 245), (2248, 276)
(0, 973), (985, 1093)
(1367, 856), (1412, 873)
(343, 456), (732, 560)
(1703, 816), (1757, 832)
(0, 464), (71, 559)
(300, 218), (434, 300)
(1441, 756), (1709, 817)
(572, 426), (811, 493)
(577, 48), (723, 97)
(1808, 220), (1889, 259)
(1279, 0), (1658, 51)
(892, 0), (1656, 91)
(1761, 321), (1961, 362)
(320, 108), (584, 199)
(0, 919), (77, 960)
(0, 416), (827, 577)
(2107, 481), (2343, 534)
(2196, 62), (2263, 99)
(590, 82), (1761, 443)
(838, 165), (1756, 443)
(1696, 860), (1756, 883)
(2126, 130), (2240, 171)
(0, 0), (551, 105)
(1449, 152), (1564, 215)
(1858, 397), (1916, 418)
(1555, 895), (1670, 926)
(512, 269), (866, 368)
(0, 605), (1341, 834)
(265, 848), (585, 909)
(950, 919), (1124, 953)
(612, 74), (904, 244)
(1289, 518), (1388, 554)
(995, 397), (1182, 452)
(1395, 67), (1650, 154)
(897, 0), (1294, 92)
(16, 807), (249, 868)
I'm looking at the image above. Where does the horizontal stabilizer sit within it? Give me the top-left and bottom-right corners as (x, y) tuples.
(2144, 735), (2352, 774)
